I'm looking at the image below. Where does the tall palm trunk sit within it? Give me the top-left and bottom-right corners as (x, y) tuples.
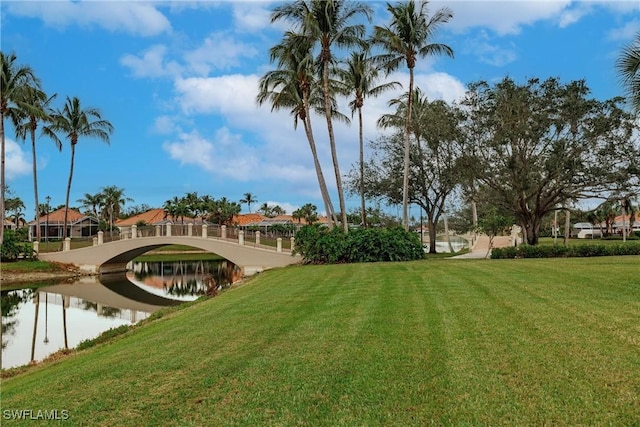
(30, 126), (41, 241)
(302, 98), (336, 226)
(322, 55), (348, 232)
(63, 142), (76, 240)
(402, 67), (415, 231)
(358, 105), (366, 228)
(1, 110), (6, 245)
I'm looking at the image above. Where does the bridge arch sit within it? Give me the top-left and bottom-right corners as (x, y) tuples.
(38, 236), (299, 276)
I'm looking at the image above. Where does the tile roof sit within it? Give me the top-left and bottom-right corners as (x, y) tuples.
(116, 209), (211, 226)
(28, 207), (90, 225)
(116, 209), (168, 226)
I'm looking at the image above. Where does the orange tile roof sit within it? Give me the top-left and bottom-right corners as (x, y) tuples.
(116, 209), (167, 226)
(232, 213), (266, 226)
(29, 207), (88, 224)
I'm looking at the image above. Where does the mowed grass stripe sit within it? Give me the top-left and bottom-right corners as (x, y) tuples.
(2, 257), (639, 426)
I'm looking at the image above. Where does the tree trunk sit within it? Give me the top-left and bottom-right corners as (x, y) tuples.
(31, 127), (41, 241)
(1, 110), (6, 245)
(63, 143), (76, 240)
(428, 217), (437, 254)
(401, 68), (415, 231)
(563, 208), (570, 246)
(322, 57), (348, 232)
(358, 106), (366, 228)
(302, 101), (336, 227)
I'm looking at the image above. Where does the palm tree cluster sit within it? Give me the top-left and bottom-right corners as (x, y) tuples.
(162, 192), (242, 226)
(259, 0), (453, 232)
(77, 186), (132, 233)
(1, 51), (113, 243)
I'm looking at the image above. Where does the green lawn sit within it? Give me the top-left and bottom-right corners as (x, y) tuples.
(2, 257), (639, 425)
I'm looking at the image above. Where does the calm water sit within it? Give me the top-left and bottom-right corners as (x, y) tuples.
(1, 260), (239, 370)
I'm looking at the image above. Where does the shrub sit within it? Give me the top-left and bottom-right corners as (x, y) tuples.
(294, 225), (424, 264)
(491, 242), (640, 259)
(1, 230), (36, 261)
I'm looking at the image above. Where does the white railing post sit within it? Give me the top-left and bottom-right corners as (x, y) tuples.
(33, 241), (39, 254)
(63, 237), (71, 252)
(132, 224), (137, 239)
(166, 223), (172, 237)
(256, 231), (261, 246)
(98, 231), (104, 245)
(202, 224), (208, 239)
(239, 230), (244, 246)
(221, 225), (227, 239)
(93, 237), (98, 246)
(155, 225), (161, 237)
(290, 237), (295, 253)
(188, 223), (193, 237)
(277, 237), (282, 253)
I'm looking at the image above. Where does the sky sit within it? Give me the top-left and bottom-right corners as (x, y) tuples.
(2, 0), (639, 220)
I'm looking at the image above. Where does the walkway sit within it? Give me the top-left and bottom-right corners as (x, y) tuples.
(451, 235), (512, 259)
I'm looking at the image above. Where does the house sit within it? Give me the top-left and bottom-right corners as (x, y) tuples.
(28, 208), (99, 241)
(116, 208), (212, 236)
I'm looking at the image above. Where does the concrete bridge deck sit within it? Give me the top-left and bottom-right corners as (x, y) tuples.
(37, 232), (300, 276)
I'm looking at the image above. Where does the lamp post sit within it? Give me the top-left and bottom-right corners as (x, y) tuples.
(45, 196), (51, 244)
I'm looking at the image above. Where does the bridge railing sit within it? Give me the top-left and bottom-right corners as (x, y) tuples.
(34, 223), (296, 254)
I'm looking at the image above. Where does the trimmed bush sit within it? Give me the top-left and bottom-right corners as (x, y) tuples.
(491, 242), (640, 259)
(1, 230), (36, 262)
(294, 225), (424, 264)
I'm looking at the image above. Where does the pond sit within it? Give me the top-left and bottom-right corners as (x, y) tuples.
(1, 259), (240, 370)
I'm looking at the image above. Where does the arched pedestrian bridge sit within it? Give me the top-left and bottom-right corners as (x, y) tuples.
(37, 230), (300, 276)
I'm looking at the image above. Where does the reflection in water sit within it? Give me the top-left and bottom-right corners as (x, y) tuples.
(128, 259), (241, 299)
(1, 259), (240, 370)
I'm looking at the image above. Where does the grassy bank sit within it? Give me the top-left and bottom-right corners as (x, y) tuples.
(2, 257), (639, 425)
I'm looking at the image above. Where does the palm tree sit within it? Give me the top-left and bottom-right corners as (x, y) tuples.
(372, 0), (454, 230)
(77, 191), (104, 221)
(616, 32), (640, 113)
(257, 31), (338, 226)
(100, 186), (131, 233)
(0, 52), (39, 244)
(15, 86), (59, 241)
(240, 192), (257, 213)
(271, 0), (372, 232)
(337, 49), (401, 227)
(43, 96), (113, 239)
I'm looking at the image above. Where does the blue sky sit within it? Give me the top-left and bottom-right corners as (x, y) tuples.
(2, 0), (638, 219)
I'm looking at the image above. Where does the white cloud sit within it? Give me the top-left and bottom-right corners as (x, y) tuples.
(162, 128), (259, 181)
(120, 45), (183, 78)
(4, 1), (171, 36)
(183, 32), (259, 74)
(461, 31), (518, 67)
(6, 139), (31, 180)
(608, 19), (640, 41)
(174, 74), (261, 115)
(437, 1), (571, 35)
(231, 3), (274, 33)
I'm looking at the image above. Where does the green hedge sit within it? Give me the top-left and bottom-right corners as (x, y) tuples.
(294, 225), (424, 264)
(492, 242), (640, 259)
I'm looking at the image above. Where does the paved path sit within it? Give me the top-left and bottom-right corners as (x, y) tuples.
(450, 235), (512, 259)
